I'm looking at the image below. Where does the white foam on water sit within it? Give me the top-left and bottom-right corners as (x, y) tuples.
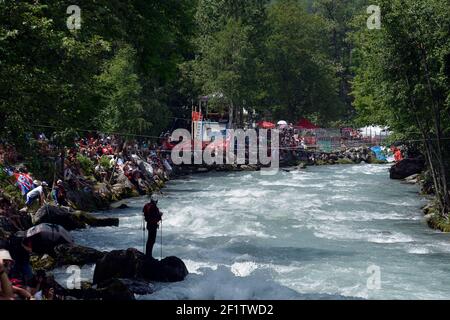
(406, 246), (431, 254)
(230, 261), (259, 277)
(74, 164), (450, 299)
(367, 232), (415, 244)
(139, 265), (346, 300)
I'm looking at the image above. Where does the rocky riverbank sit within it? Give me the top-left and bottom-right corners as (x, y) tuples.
(388, 158), (450, 233)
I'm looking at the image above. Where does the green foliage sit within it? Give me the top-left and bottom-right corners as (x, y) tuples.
(3, 184), (25, 207)
(351, 0), (450, 214)
(0, 1), (196, 147)
(263, 0), (344, 123)
(96, 45), (147, 135)
(0, 165), (8, 183)
(99, 155), (112, 171)
(76, 154), (94, 176)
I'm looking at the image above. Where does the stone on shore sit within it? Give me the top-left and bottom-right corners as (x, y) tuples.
(403, 173), (420, 184)
(92, 248), (145, 285)
(92, 248), (189, 285)
(389, 158), (425, 180)
(142, 256), (189, 282)
(32, 204), (119, 231)
(53, 244), (106, 266)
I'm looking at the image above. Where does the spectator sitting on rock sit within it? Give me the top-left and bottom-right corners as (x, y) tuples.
(0, 249), (33, 300)
(0, 249), (14, 300)
(8, 236), (33, 286)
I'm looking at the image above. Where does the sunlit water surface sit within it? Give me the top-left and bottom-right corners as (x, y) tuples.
(54, 164), (450, 299)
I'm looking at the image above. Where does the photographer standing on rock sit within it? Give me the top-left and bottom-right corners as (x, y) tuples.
(143, 194), (163, 259)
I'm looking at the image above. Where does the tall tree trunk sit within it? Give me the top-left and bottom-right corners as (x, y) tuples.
(421, 49), (450, 215)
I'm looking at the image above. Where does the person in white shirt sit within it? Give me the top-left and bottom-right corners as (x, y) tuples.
(25, 181), (48, 208)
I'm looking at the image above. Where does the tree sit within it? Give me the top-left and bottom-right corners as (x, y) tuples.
(312, 0), (370, 118)
(96, 46), (147, 135)
(263, 0), (344, 123)
(195, 18), (253, 127)
(352, 0), (450, 215)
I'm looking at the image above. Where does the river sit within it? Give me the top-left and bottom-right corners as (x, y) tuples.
(58, 164), (450, 299)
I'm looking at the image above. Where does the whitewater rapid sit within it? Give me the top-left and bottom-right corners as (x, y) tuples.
(57, 164), (450, 299)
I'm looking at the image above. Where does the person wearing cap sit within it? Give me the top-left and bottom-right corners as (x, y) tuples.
(52, 179), (68, 207)
(0, 249), (14, 300)
(143, 194), (163, 258)
(24, 181), (48, 209)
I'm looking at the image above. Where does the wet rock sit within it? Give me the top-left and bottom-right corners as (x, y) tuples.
(66, 187), (110, 212)
(33, 205), (86, 230)
(32, 205), (118, 231)
(72, 211), (119, 228)
(93, 248), (188, 285)
(93, 248), (145, 285)
(112, 203), (130, 210)
(403, 174), (420, 184)
(389, 158), (425, 180)
(142, 256), (189, 282)
(97, 279), (135, 300)
(53, 244), (106, 266)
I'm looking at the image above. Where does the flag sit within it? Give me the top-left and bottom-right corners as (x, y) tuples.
(14, 173), (34, 195)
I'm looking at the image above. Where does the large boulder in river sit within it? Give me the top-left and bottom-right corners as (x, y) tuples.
(53, 244), (106, 266)
(389, 158), (425, 180)
(32, 205), (118, 231)
(93, 248), (188, 285)
(66, 187), (110, 211)
(33, 205), (85, 230)
(93, 248), (145, 285)
(142, 256), (188, 282)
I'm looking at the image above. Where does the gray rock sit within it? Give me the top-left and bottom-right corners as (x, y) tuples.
(53, 244), (106, 266)
(390, 158), (425, 180)
(33, 205), (118, 231)
(93, 248), (189, 285)
(93, 248), (145, 285)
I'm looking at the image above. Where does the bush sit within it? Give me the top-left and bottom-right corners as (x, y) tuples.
(99, 155), (112, 170)
(76, 154), (94, 176)
(3, 184), (25, 206)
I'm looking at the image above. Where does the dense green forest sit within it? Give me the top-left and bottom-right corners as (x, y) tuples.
(0, 1), (449, 211)
(0, 0), (371, 142)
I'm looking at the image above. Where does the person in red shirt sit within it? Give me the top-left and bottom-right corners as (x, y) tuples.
(143, 194), (163, 259)
(394, 148), (403, 162)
